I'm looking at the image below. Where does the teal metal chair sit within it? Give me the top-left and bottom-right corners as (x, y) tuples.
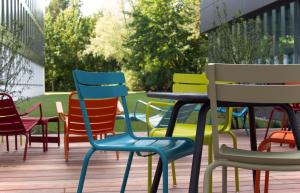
(73, 70), (195, 193)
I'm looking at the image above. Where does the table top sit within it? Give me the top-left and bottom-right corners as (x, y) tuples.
(147, 91), (289, 107)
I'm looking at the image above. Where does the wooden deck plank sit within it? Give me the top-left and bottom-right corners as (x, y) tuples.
(1, 129), (300, 192)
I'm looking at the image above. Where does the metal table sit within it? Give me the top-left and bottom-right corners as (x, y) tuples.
(147, 92), (300, 193)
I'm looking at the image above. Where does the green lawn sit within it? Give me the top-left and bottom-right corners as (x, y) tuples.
(16, 92), (170, 133)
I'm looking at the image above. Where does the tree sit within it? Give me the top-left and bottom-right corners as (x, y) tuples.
(85, 11), (128, 70)
(46, 0), (70, 20)
(45, 1), (96, 91)
(208, 7), (273, 64)
(0, 23), (33, 99)
(125, 0), (207, 91)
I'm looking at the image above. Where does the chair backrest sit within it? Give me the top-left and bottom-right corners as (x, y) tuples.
(155, 73), (207, 128)
(173, 73), (208, 93)
(0, 93), (24, 135)
(207, 63), (300, 158)
(67, 92), (118, 136)
(73, 70), (131, 146)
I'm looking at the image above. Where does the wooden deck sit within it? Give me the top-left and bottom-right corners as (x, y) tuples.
(1, 129), (300, 193)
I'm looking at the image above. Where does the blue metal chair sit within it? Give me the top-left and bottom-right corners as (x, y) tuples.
(218, 107), (249, 135)
(73, 70), (195, 193)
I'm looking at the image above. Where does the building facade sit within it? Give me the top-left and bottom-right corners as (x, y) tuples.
(0, 0), (44, 98)
(201, 0), (300, 64)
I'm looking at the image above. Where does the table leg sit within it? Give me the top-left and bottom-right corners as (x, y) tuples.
(150, 101), (187, 193)
(189, 103), (210, 193)
(248, 106), (257, 186)
(282, 104), (300, 149)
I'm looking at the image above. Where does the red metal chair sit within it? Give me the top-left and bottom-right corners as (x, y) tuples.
(0, 93), (42, 160)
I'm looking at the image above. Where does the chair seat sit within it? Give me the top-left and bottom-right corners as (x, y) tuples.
(220, 144), (300, 165)
(150, 123), (225, 144)
(21, 118), (40, 132)
(94, 133), (194, 161)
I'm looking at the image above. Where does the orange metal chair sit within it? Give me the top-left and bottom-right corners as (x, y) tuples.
(256, 130), (295, 193)
(56, 92), (119, 161)
(264, 82), (300, 139)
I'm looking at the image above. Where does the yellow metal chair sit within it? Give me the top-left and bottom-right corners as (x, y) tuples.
(147, 73), (239, 193)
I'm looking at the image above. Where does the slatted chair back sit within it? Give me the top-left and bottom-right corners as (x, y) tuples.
(68, 91), (118, 140)
(72, 70), (129, 146)
(207, 63), (300, 158)
(0, 93), (24, 135)
(173, 73), (208, 93)
(155, 73), (206, 128)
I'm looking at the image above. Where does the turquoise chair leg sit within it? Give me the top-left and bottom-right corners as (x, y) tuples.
(77, 147), (95, 193)
(162, 157), (169, 193)
(120, 152), (134, 193)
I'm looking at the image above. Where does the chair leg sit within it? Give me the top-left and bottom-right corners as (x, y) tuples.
(23, 134), (29, 161)
(255, 170), (261, 193)
(6, 135), (9, 152)
(234, 117), (239, 129)
(64, 136), (69, 162)
(42, 124), (46, 152)
(112, 132), (119, 160)
(15, 135), (18, 150)
(264, 109), (275, 139)
(57, 120), (60, 147)
(204, 161), (218, 193)
(19, 134), (22, 146)
(162, 157), (169, 193)
(148, 156), (152, 193)
(77, 147), (95, 193)
(222, 166), (227, 193)
(257, 138), (272, 193)
(242, 114), (249, 135)
(226, 131), (240, 193)
(208, 143), (213, 193)
(120, 152), (134, 193)
(171, 161), (177, 186)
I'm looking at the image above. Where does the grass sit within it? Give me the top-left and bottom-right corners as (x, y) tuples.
(16, 92), (168, 133)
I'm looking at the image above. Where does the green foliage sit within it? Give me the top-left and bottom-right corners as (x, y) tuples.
(125, 0), (207, 91)
(208, 7), (273, 64)
(45, 2), (97, 91)
(86, 12), (129, 65)
(46, 0), (70, 20)
(0, 23), (33, 99)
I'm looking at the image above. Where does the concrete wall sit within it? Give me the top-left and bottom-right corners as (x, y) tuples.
(201, 0), (280, 32)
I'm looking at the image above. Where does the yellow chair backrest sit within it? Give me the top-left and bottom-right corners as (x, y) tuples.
(172, 73), (208, 93)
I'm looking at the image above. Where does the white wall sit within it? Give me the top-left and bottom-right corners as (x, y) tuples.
(18, 59), (45, 98)
(0, 51), (45, 100)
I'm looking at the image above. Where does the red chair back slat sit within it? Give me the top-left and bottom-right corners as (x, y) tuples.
(0, 93), (24, 135)
(68, 92), (118, 136)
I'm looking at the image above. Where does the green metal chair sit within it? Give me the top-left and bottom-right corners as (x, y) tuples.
(204, 63), (300, 193)
(148, 73), (239, 193)
(73, 70), (195, 193)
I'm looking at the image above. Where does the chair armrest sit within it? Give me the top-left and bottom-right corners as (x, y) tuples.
(135, 100), (164, 111)
(145, 101), (175, 132)
(20, 102), (42, 119)
(56, 101), (68, 121)
(117, 100), (124, 115)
